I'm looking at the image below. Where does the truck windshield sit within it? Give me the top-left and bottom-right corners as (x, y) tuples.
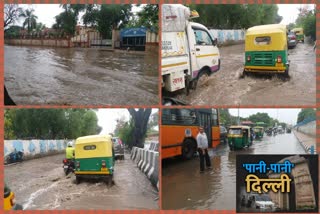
(193, 28), (213, 45)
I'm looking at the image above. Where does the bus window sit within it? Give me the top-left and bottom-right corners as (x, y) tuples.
(162, 109), (197, 125)
(212, 109), (218, 126)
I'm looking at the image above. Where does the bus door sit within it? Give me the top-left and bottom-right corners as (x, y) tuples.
(198, 111), (212, 146)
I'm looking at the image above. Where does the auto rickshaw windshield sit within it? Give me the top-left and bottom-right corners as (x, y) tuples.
(229, 129), (242, 135)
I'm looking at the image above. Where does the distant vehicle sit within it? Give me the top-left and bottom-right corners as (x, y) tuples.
(112, 137), (125, 160)
(248, 194), (276, 211)
(5, 150), (24, 164)
(4, 184), (23, 210)
(292, 27), (304, 43)
(287, 31), (297, 48)
(286, 128), (292, 133)
(220, 126), (228, 143)
(228, 126), (252, 150)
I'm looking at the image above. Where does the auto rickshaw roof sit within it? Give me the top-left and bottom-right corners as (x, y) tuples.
(75, 134), (112, 145)
(246, 27), (286, 36)
(247, 24), (287, 33)
(292, 27), (303, 32)
(253, 126), (264, 129)
(229, 125), (250, 130)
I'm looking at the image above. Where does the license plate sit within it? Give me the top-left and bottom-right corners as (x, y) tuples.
(63, 166), (68, 169)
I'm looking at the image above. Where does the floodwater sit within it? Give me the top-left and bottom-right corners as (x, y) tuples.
(5, 45), (158, 105)
(165, 42), (316, 105)
(162, 132), (306, 210)
(4, 153), (159, 210)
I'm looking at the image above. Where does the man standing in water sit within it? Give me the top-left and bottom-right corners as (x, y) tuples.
(196, 126), (212, 173)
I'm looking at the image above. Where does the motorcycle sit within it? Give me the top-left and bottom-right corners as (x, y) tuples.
(62, 159), (75, 175)
(5, 150), (24, 164)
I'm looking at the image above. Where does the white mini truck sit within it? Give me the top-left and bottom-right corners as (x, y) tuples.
(161, 4), (221, 94)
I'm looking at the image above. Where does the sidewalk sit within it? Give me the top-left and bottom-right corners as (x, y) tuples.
(292, 130), (316, 154)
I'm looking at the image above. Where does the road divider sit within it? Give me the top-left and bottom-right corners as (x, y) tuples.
(131, 146), (159, 190)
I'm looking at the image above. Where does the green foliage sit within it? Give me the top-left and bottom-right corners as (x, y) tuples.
(4, 25), (23, 38)
(4, 109), (101, 140)
(52, 4), (86, 36)
(297, 109), (316, 124)
(219, 109), (238, 127)
(96, 5), (132, 39)
(248, 113), (272, 126)
(189, 4), (281, 29)
(134, 4), (159, 32)
(295, 6), (316, 40)
(118, 119), (134, 148)
(19, 8), (38, 33)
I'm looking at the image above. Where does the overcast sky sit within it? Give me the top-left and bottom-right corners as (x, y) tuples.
(278, 4), (314, 25)
(16, 4), (143, 27)
(228, 109), (303, 125)
(96, 108), (158, 135)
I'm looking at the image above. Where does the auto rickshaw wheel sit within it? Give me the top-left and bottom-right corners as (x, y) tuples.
(182, 139), (196, 160)
(75, 176), (81, 184)
(106, 177), (113, 187)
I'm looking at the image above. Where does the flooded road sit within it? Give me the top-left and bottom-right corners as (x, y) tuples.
(167, 42), (315, 105)
(162, 132), (306, 210)
(5, 153), (158, 210)
(5, 45), (158, 105)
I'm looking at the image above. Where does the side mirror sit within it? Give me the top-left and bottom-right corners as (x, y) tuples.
(213, 38), (218, 46)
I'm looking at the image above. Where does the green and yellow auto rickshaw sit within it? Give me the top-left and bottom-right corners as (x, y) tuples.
(253, 126), (264, 139)
(292, 27), (304, 43)
(74, 134), (115, 186)
(244, 24), (289, 77)
(228, 126), (252, 150)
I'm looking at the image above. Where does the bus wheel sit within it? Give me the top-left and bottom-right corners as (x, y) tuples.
(182, 139), (196, 160)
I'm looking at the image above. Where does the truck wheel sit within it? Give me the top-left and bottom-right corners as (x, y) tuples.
(182, 139), (196, 160)
(197, 71), (209, 87)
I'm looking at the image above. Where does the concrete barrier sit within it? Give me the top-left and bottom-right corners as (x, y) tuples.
(131, 146), (159, 190)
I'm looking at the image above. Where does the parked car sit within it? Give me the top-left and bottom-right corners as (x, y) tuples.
(4, 184), (23, 210)
(287, 31), (297, 49)
(112, 137), (125, 160)
(249, 194), (276, 211)
(220, 126), (228, 143)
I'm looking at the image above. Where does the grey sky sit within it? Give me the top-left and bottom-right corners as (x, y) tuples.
(278, 4), (315, 25)
(228, 109), (302, 125)
(96, 108), (158, 135)
(16, 4), (143, 28)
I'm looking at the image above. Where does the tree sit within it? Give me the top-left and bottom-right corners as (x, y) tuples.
(248, 113), (272, 127)
(4, 109), (101, 140)
(4, 4), (22, 30)
(19, 8), (38, 33)
(134, 4), (159, 31)
(96, 4), (132, 39)
(52, 4), (86, 36)
(295, 5), (316, 40)
(189, 4), (281, 29)
(297, 109), (316, 124)
(127, 108), (152, 149)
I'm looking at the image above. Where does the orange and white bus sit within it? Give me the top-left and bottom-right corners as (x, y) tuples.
(161, 108), (220, 159)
